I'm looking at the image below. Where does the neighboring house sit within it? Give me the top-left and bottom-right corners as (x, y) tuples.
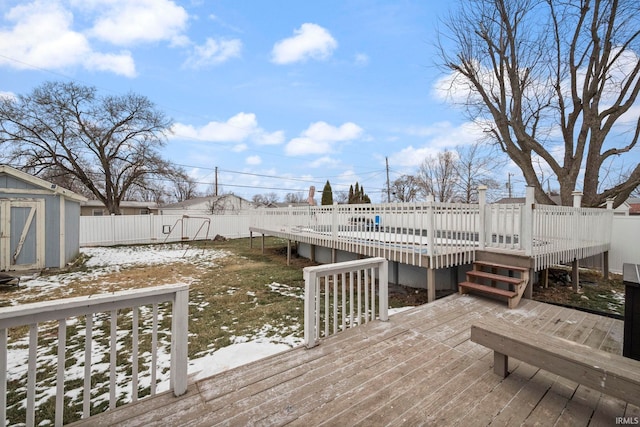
(495, 195), (631, 215)
(627, 197), (640, 215)
(0, 165), (87, 271)
(81, 200), (159, 216)
(160, 194), (253, 215)
(271, 202), (311, 208)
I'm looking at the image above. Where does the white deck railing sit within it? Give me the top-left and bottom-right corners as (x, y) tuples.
(532, 204), (613, 270)
(304, 258), (388, 348)
(251, 187), (613, 272)
(0, 284), (189, 427)
(251, 203), (480, 269)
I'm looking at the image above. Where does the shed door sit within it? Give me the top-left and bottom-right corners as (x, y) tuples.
(0, 199), (45, 271)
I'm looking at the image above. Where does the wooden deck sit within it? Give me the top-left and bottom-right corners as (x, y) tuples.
(72, 294), (639, 426)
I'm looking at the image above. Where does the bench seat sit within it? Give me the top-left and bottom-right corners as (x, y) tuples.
(471, 318), (640, 408)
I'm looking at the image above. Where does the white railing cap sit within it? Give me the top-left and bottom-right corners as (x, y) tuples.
(0, 283), (189, 327)
(303, 257), (387, 276)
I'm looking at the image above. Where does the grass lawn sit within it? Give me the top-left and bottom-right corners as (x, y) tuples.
(533, 267), (626, 317)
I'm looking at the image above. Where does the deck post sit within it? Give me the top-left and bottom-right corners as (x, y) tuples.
(249, 231), (253, 248)
(261, 234), (265, 254)
(287, 240), (291, 266)
(379, 260), (389, 321)
(170, 288), (189, 397)
(525, 268), (534, 299)
(522, 186), (535, 256)
(604, 198), (614, 280)
(426, 200), (436, 269)
(310, 244), (316, 262)
(478, 185), (487, 250)
(303, 269), (318, 348)
(427, 267), (436, 303)
(572, 191), (583, 207)
(572, 258), (580, 292)
(331, 202), (338, 242)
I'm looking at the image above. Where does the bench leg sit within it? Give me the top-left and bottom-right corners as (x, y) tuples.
(494, 351), (509, 377)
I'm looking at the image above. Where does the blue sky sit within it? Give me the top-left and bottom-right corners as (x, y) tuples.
(0, 0), (524, 201)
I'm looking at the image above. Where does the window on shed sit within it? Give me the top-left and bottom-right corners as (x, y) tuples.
(92, 209), (104, 216)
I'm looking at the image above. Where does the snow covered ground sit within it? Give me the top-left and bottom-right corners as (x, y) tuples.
(4, 244), (413, 425)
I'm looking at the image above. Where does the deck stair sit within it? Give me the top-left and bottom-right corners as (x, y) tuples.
(458, 261), (529, 308)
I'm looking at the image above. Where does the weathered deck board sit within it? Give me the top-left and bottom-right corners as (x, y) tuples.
(70, 294), (629, 427)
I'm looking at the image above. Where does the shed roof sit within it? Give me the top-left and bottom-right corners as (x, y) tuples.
(0, 165), (87, 202)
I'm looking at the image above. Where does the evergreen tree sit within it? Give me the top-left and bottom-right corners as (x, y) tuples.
(321, 180), (333, 205)
(348, 182), (371, 204)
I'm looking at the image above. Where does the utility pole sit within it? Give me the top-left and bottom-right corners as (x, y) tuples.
(386, 157), (391, 202)
(215, 166), (218, 196)
(507, 172), (513, 198)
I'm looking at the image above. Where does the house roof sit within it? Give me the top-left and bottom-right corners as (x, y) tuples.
(0, 165), (87, 202)
(628, 198), (640, 215)
(272, 202), (311, 208)
(81, 200), (158, 209)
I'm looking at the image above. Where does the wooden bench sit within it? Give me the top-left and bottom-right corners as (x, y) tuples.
(470, 319), (640, 408)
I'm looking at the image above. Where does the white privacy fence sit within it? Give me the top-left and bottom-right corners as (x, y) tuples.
(303, 258), (388, 348)
(80, 214), (251, 246)
(0, 284), (188, 427)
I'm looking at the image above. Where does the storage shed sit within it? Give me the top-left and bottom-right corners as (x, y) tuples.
(0, 165), (87, 271)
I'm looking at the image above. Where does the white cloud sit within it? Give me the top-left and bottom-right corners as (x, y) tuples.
(255, 130), (285, 146)
(0, 1), (135, 77)
(304, 121), (363, 141)
(354, 53), (369, 66)
(0, 91), (16, 101)
(309, 156), (339, 168)
(285, 121), (364, 156)
(405, 121), (485, 148)
(232, 144), (248, 152)
(86, 51), (136, 76)
(172, 113), (284, 145)
(88, 0), (188, 46)
(389, 146), (441, 168)
(389, 121), (488, 168)
(183, 37), (242, 69)
(246, 155), (261, 165)
(271, 23), (337, 64)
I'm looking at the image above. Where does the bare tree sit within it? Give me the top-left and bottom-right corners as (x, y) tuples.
(390, 174), (420, 202)
(284, 192), (305, 203)
(252, 192), (279, 206)
(454, 143), (502, 202)
(0, 81), (174, 214)
(438, 0), (640, 207)
(417, 150), (458, 202)
(206, 194), (239, 214)
(334, 190), (349, 204)
(170, 169), (200, 202)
